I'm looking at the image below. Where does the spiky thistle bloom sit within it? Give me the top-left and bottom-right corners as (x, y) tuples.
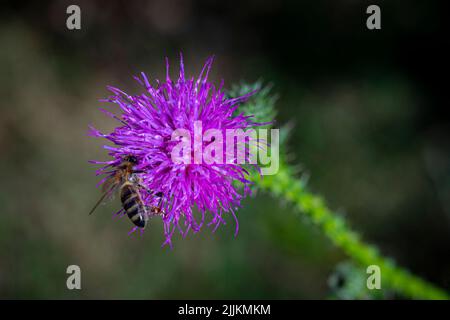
(89, 55), (261, 246)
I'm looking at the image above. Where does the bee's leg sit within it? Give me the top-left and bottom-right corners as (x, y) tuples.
(145, 205), (157, 216)
(148, 192), (164, 214)
(113, 208), (126, 219)
(136, 182), (164, 204)
(145, 203), (164, 217)
(133, 179), (153, 195)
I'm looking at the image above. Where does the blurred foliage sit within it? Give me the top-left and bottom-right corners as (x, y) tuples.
(229, 81), (278, 128)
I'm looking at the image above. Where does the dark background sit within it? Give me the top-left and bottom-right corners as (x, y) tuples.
(0, 0), (449, 298)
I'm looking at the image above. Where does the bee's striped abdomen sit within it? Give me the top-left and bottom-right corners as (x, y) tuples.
(120, 183), (147, 228)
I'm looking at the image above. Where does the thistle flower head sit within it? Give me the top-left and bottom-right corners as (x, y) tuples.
(89, 55), (260, 246)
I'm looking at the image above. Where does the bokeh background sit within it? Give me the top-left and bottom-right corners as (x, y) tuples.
(0, 0), (449, 299)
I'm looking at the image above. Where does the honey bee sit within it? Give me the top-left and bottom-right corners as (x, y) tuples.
(89, 155), (163, 229)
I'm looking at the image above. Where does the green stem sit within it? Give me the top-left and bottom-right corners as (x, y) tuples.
(251, 159), (449, 300)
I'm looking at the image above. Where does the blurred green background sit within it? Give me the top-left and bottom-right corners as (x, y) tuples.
(0, 0), (449, 299)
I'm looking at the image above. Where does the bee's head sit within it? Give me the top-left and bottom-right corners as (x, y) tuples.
(124, 155), (138, 164)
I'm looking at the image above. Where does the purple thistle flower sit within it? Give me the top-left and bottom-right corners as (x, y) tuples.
(89, 55), (260, 247)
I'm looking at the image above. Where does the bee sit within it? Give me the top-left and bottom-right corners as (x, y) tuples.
(89, 155), (163, 229)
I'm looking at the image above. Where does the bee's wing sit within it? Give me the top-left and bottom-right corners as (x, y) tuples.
(101, 175), (118, 193)
(88, 178), (120, 215)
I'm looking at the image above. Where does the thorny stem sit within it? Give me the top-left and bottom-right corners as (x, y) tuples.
(251, 159), (450, 300)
